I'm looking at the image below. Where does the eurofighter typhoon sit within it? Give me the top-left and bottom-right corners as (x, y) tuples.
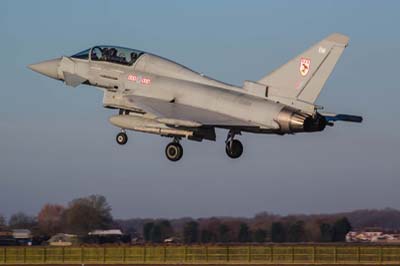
(29, 33), (362, 161)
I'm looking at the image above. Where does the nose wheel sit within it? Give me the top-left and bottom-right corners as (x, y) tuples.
(116, 131), (128, 145)
(165, 139), (183, 162)
(225, 130), (243, 159)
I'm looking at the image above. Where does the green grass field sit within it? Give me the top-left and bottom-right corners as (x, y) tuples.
(0, 245), (400, 264)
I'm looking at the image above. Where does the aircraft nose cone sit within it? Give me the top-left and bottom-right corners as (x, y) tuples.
(28, 58), (61, 79)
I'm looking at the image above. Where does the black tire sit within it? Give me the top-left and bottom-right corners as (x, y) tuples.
(116, 132), (128, 145)
(225, 139), (243, 159)
(165, 142), (183, 161)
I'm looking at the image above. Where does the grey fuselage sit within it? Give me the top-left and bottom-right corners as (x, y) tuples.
(29, 34), (363, 149)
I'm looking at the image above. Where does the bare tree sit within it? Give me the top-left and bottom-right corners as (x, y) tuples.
(183, 221), (199, 244)
(64, 195), (113, 235)
(0, 214), (6, 229)
(8, 212), (36, 229)
(38, 204), (65, 236)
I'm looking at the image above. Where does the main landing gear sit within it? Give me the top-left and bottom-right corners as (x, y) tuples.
(225, 130), (243, 159)
(116, 130), (128, 145)
(165, 138), (183, 162)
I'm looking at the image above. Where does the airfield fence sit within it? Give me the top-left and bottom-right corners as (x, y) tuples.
(0, 245), (400, 264)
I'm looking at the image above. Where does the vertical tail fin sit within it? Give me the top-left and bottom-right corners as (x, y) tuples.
(259, 33), (349, 105)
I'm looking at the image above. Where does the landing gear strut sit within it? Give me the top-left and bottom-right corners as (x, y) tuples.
(225, 130), (243, 159)
(165, 138), (183, 162)
(116, 130), (128, 145)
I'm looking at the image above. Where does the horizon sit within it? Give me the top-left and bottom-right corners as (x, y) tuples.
(2, 197), (399, 221)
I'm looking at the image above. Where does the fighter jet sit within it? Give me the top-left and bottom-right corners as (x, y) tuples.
(28, 33), (362, 161)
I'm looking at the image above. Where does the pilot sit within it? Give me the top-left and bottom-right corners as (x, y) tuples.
(109, 48), (118, 62)
(101, 48), (109, 61)
(91, 49), (99, 60)
(129, 52), (138, 64)
(118, 52), (128, 64)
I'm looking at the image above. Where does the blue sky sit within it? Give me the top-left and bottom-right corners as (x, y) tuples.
(1, 0), (400, 219)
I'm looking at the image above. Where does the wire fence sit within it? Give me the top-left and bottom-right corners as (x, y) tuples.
(0, 245), (400, 264)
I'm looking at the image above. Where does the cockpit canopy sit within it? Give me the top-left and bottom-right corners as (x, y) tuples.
(71, 46), (144, 66)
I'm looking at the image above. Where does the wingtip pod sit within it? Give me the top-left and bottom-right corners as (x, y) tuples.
(326, 33), (350, 47)
(322, 113), (363, 123)
(335, 114), (363, 123)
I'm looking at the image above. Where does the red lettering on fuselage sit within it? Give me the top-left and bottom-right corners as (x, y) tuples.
(127, 74), (151, 85)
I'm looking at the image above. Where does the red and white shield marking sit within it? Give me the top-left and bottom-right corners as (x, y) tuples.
(299, 58), (311, 77)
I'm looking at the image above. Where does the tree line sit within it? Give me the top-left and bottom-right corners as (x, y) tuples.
(1, 195), (353, 243)
(139, 217), (352, 243)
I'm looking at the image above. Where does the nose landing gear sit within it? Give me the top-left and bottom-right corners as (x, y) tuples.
(225, 130), (243, 159)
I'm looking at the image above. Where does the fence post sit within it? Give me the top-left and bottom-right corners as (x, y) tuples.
(43, 247), (46, 263)
(248, 245), (251, 262)
(103, 246), (106, 263)
(379, 246), (383, 264)
(62, 247), (64, 263)
(3, 248), (6, 264)
(333, 246), (337, 264)
(206, 246), (208, 263)
(312, 246), (316, 263)
(226, 246), (229, 262)
(184, 246), (187, 262)
(81, 247), (84, 263)
(292, 246), (295, 263)
(358, 246), (361, 263)
(23, 247), (26, 263)
(271, 246), (273, 263)
(164, 246), (167, 262)
(123, 246), (126, 263)
(143, 246), (146, 263)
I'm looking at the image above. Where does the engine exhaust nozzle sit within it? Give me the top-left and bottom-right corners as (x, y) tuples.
(277, 107), (326, 134)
